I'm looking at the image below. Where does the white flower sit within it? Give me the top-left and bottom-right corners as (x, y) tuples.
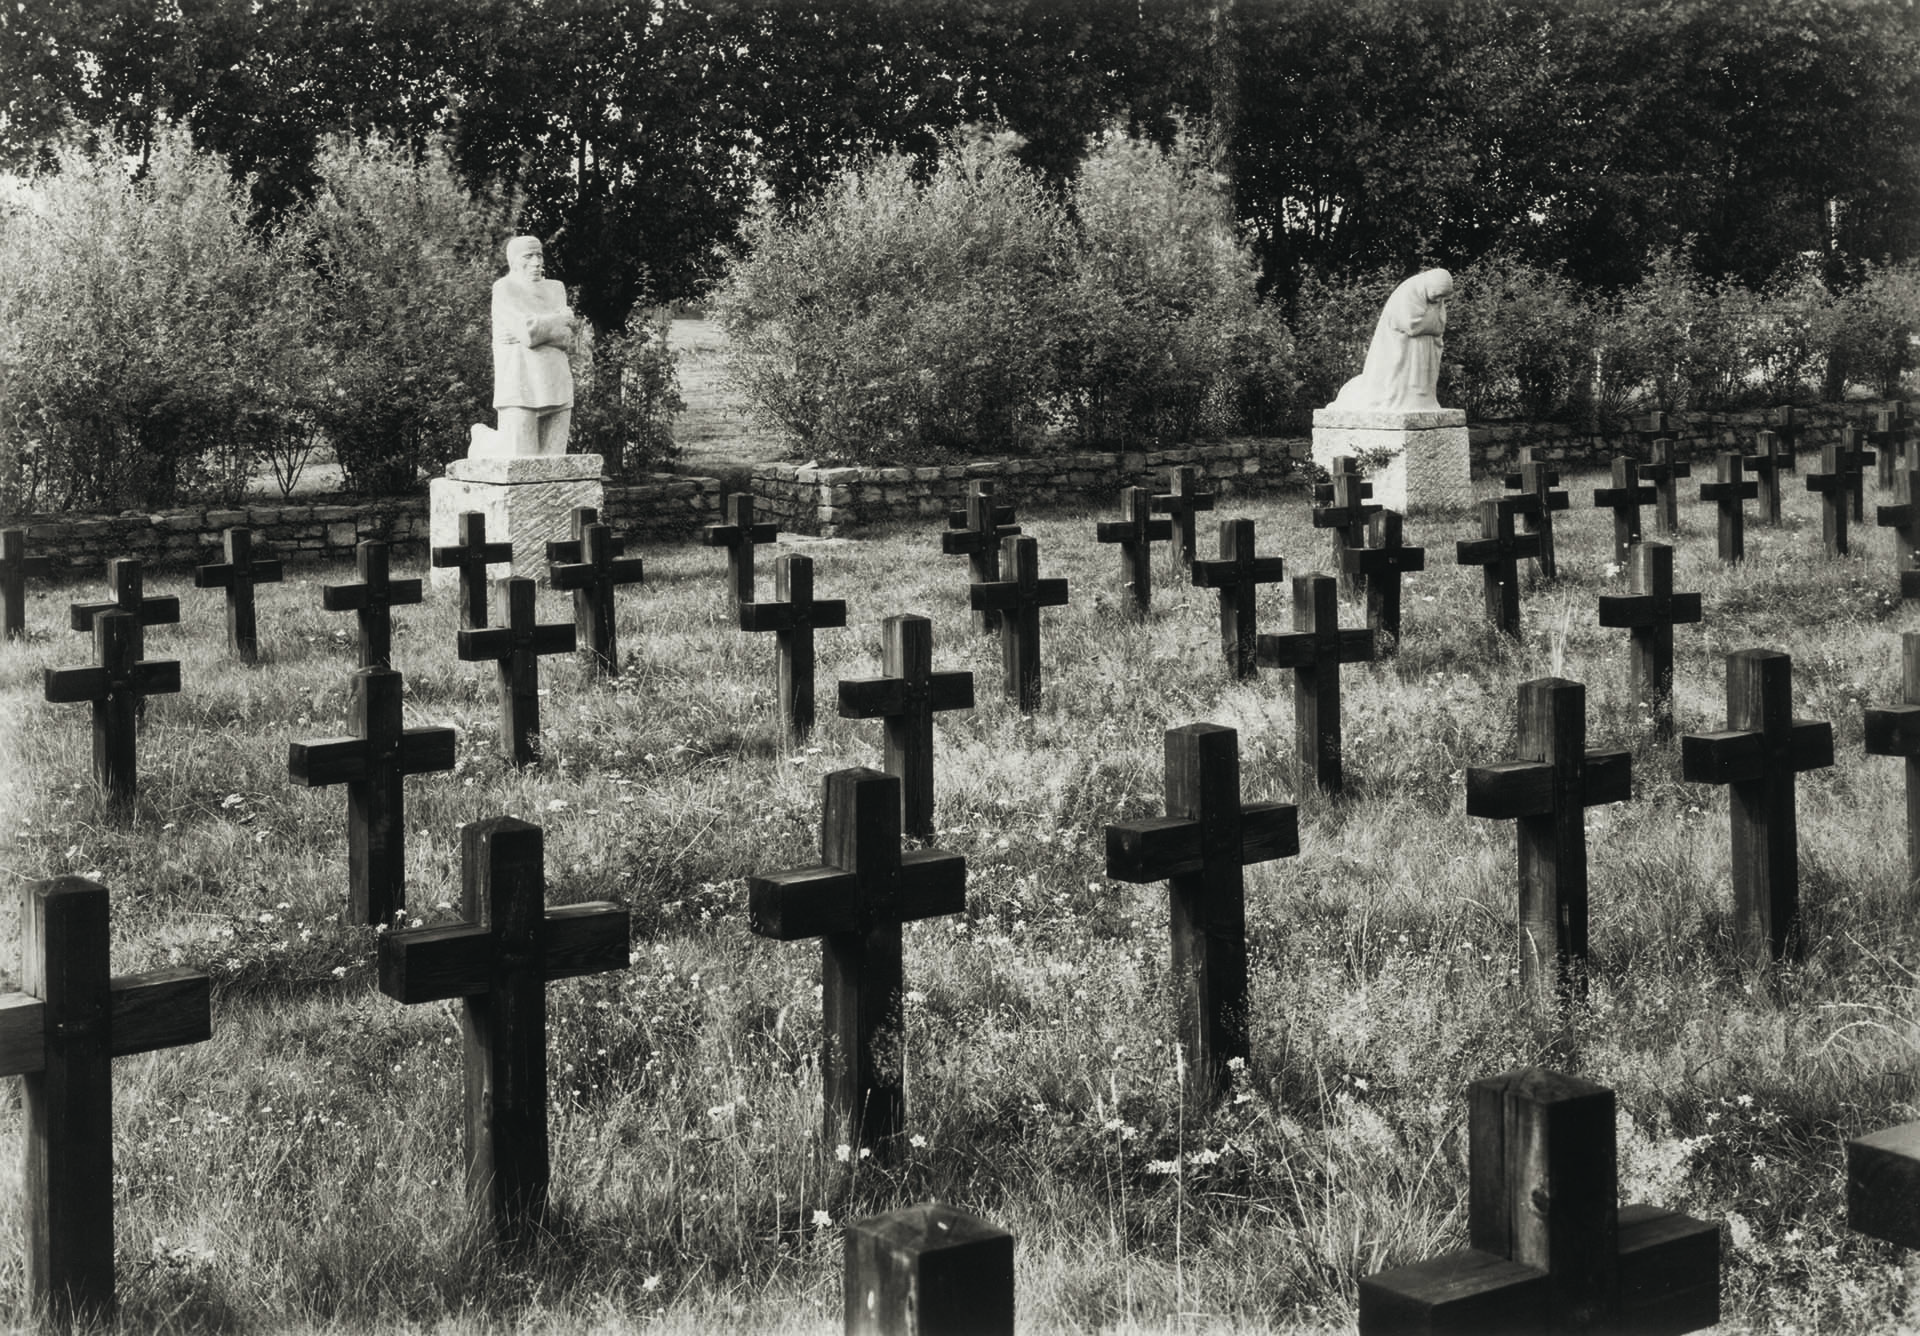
(811, 1209), (832, 1228)
(642, 1275), (661, 1292)
(834, 1143), (852, 1163)
(909, 1134), (928, 1149)
(1146, 1159), (1179, 1175)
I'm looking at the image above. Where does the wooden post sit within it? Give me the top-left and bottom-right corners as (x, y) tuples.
(1848, 1121), (1920, 1249)
(702, 492), (778, 609)
(741, 553), (849, 743)
(1591, 456), (1656, 569)
(457, 578), (577, 766)
(837, 615), (974, 840)
(1465, 679), (1631, 993)
(1743, 429), (1789, 527)
(1864, 632), (1920, 896)
(193, 527), (284, 665)
(1359, 1067), (1720, 1334)
(1639, 437), (1691, 537)
(431, 511), (514, 630)
(1680, 650), (1835, 961)
(1500, 447), (1569, 580)
(1875, 461), (1920, 580)
(941, 482), (1019, 632)
(379, 818), (630, 1245)
(1095, 486), (1171, 617)
(1596, 543), (1703, 742)
(1105, 724), (1299, 1101)
(3, 528), (52, 640)
(548, 521), (644, 678)
(969, 537), (1069, 713)
(1806, 440), (1853, 556)
(288, 666), (457, 924)
(1455, 496), (1540, 640)
(1151, 465), (1217, 568)
(67, 556), (180, 661)
(43, 611), (181, 807)
(1871, 406), (1908, 490)
(748, 769), (967, 1153)
(321, 539), (424, 670)
(1191, 519), (1286, 680)
(1255, 574), (1375, 795)
(1340, 509), (1425, 653)
(1312, 457), (1380, 596)
(844, 1203), (1014, 1336)
(1698, 452), (1758, 564)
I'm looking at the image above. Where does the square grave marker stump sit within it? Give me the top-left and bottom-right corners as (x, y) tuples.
(844, 1202), (1014, 1336)
(1848, 1120), (1920, 1250)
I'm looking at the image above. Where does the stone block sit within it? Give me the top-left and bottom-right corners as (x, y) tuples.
(1312, 406), (1470, 514)
(444, 453), (603, 485)
(428, 466), (605, 590)
(327, 522), (358, 546)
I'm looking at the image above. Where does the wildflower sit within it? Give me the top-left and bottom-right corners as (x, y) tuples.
(330, 966), (348, 979)
(812, 1209), (832, 1228)
(642, 1275), (661, 1293)
(835, 1143), (852, 1163)
(1146, 1159), (1179, 1175)
(909, 1134), (927, 1149)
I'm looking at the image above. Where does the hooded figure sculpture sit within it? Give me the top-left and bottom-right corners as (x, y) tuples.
(1329, 269), (1454, 414)
(472, 235), (576, 458)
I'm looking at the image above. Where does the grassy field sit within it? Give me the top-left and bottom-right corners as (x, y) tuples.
(1, 466), (1918, 1333)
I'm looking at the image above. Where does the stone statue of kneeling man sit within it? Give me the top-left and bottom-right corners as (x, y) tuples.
(469, 235), (577, 459)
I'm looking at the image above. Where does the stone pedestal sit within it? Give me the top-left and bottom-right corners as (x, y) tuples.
(1311, 408), (1470, 514)
(428, 454), (605, 589)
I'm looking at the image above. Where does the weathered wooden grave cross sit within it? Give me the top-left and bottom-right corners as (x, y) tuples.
(1339, 509), (1425, 652)
(748, 768), (967, 1153)
(1698, 451), (1758, 564)
(43, 610), (181, 806)
(740, 552), (848, 742)
(941, 481), (1020, 632)
(1105, 724), (1299, 1101)
(1864, 632), (1920, 897)
(1596, 542), (1703, 742)
(1770, 404), (1802, 474)
(1095, 485), (1172, 617)
(457, 577), (577, 766)
(837, 614), (974, 840)
(1255, 574), (1375, 795)
(1743, 428), (1790, 527)
(549, 518), (644, 677)
(1639, 436), (1692, 537)
(844, 1202), (1015, 1336)
(1191, 519), (1286, 680)
(1151, 464), (1216, 567)
(969, 536), (1069, 712)
(1838, 425), (1876, 523)
(1592, 456), (1657, 569)
(321, 539), (423, 669)
(1870, 404), (1909, 490)
(1805, 440), (1855, 557)
(1500, 446), (1569, 580)
(379, 817), (630, 1244)
(1874, 457), (1920, 587)
(194, 526), (284, 664)
(1455, 495), (1541, 639)
(430, 511), (513, 630)
(1848, 1117), (1920, 1252)
(67, 556), (179, 659)
(701, 492), (778, 608)
(3, 527), (52, 640)
(1311, 456), (1381, 596)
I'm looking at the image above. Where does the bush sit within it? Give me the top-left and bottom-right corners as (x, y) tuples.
(1443, 257), (1592, 421)
(1828, 261), (1920, 399)
(1282, 265), (1403, 422)
(568, 317), (684, 474)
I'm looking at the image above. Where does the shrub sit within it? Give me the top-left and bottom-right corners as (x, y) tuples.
(1828, 261), (1920, 399)
(1283, 265), (1404, 421)
(1745, 262), (1837, 406)
(1443, 257), (1592, 421)
(568, 317), (684, 474)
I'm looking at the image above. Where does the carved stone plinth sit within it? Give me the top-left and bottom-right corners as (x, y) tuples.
(1312, 408), (1470, 514)
(428, 454), (605, 588)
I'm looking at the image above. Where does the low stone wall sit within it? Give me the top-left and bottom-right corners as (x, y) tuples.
(7, 473), (724, 576)
(1467, 401), (1906, 473)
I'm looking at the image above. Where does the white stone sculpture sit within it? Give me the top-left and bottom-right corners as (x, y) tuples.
(468, 235), (577, 459)
(1329, 268), (1454, 413)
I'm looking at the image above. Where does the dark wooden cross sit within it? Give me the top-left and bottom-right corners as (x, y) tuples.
(431, 511), (514, 630)
(1465, 678), (1632, 992)
(1743, 428), (1790, 526)
(67, 556), (179, 660)
(379, 817), (629, 1245)
(288, 665), (457, 925)
(1770, 404), (1802, 474)
(1876, 460), (1920, 580)
(1638, 436), (1691, 537)
(1864, 631), (1920, 900)
(1871, 405), (1909, 490)
(1500, 446), (1569, 580)
(1106, 724), (1298, 1102)
(1191, 519), (1286, 680)
(1359, 1067), (1720, 1335)
(542, 504), (615, 566)
(969, 536), (1069, 712)
(1838, 425), (1876, 523)
(1095, 485), (1172, 617)
(1698, 450), (1758, 564)
(1151, 464), (1217, 567)
(321, 539), (423, 669)
(844, 1203), (1014, 1336)
(1340, 509), (1425, 653)
(1806, 440), (1854, 556)
(1680, 649), (1835, 961)
(837, 614), (974, 840)
(1848, 1120), (1920, 1251)
(0, 876), (210, 1327)
(1255, 574), (1375, 795)
(457, 577), (577, 767)
(2, 528), (51, 640)
(43, 610), (181, 806)
(193, 526), (283, 665)
(548, 520), (644, 678)
(740, 553), (849, 742)
(701, 492), (778, 608)
(1592, 456), (1656, 568)
(942, 481), (1020, 632)
(1455, 496), (1541, 640)
(1596, 543), (1703, 742)
(748, 767), (967, 1153)
(1311, 457), (1381, 596)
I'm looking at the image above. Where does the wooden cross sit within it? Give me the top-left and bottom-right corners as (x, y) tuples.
(1638, 437), (1691, 536)
(1500, 446), (1569, 580)
(0, 876), (210, 1327)
(1311, 457), (1380, 596)
(1592, 456), (1656, 568)
(378, 817), (629, 1244)
(288, 666), (457, 924)
(67, 556), (179, 660)
(1805, 440), (1854, 556)
(969, 536), (1068, 712)
(942, 481), (1020, 632)
(740, 553), (849, 742)
(194, 526), (283, 665)
(1455, 496), (1541, 639)
(1770, 404), (1802, 474)
(1838, 425), (1876, 522)
(1255, 574), (1375, 795)
(1151, 464), (1216, 567)
(1743, 428), (1790, 526)
(456, 577), (577, 767)
(1359, 1067), (1720, 1334)
(837, 614), (974, 840)
(1465, 678), (1631, 991)
(1698, 451), (1758, 564)
(1596, 543), (1702, 742)
(1340, 509), (1425, 653)
(43, 610), (181, 806)
(845, 1203), (1014, 1336)
(1106, 724), (1298, 1101)
(1876, 452), (1920, 576)
(548, 520), (644, 678)
(1635, 409), (1672, 448)
(1191, 519), (1286, 680)
(321, 539), (423, 670)
(1848, 1120), (1920, 1251)
(1864, 632), (1920, 898)
(1871, 405), (1909, 490)
(1680, 649), (1835, 961)
(748, 768), (967, 1153)
(431, 511), (513, 630)
(701, 492), (778, 608)
(542, 505), (615, 566)
(2, 528), (51, 640)
(1094, 485), (1172, 617)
